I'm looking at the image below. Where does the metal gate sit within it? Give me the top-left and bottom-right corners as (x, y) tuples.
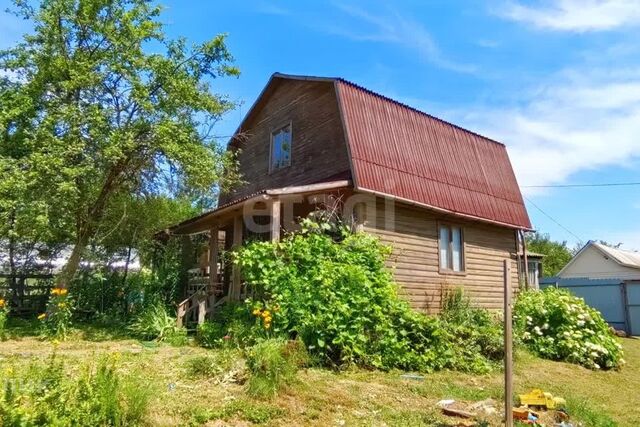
(625, 281), (640, 336)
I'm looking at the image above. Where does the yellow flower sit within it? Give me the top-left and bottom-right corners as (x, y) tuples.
(264, 322), (271, 329)
(261, 310), (271, 318)
(59, 288), (68, 296)
(0, 298), (5, 308)
(264, 316), (272, 323)
(252, 308), (261, 316)
(51, 288), (60, 295)
(37, 313), (47, 320)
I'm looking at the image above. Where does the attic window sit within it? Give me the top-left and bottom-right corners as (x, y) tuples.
(270, 123), (292, 172)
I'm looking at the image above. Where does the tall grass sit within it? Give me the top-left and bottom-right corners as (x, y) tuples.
(246, 339), (308, 398)
(0, 354), (151, 426)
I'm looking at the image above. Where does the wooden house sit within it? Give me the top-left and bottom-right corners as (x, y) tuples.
(163, 73), (533, 326)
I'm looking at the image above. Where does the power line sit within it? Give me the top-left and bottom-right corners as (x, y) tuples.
(523, 196), (584, 243)
(522, 182), (640, 188)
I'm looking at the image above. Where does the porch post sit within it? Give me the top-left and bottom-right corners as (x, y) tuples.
(270, 199), (281, 242)
(354, 203), (365, 232)
(207, 226), (219, 318)
(231, 214), (243, 300)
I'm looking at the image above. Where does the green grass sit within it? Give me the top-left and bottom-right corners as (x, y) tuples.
(0, 323), (637, 426)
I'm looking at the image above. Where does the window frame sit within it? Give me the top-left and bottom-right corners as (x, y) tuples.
(268, 121), (293, 174)
(437, 222), (466, 275)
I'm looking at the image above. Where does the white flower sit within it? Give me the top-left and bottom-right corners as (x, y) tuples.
(577, 320), (585, 327)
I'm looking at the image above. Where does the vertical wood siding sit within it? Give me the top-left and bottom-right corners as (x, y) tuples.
(219, 79), (351, 206)
(363, 199), (519, 312)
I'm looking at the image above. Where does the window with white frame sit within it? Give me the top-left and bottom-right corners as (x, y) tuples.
(438, 224), (464, 272)
(270, 124), (292, 171)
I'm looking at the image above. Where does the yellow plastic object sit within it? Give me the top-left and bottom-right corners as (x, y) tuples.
(518, 389), (566, 410)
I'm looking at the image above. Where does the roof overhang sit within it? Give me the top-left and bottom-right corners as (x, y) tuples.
(159, 180), (352, 236)
(356, 187), (534, 231)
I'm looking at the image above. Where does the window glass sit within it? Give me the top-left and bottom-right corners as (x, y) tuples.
(439, 226), (450, 269)
(271, 125), (291, 171)
(452, 226), (463, 271)
(439, 224), (465, 272)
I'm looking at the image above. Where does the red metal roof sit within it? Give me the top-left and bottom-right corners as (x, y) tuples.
(334, 78), (531, 229)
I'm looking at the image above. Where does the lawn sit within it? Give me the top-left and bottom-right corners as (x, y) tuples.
(0, 324), (637, 426)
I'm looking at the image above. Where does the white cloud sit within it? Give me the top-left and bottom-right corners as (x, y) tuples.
(255, 2), (291, 16)
(500, 0), (640, 32)
(326, 4), (477, 74)
(455, 67), (640, 192)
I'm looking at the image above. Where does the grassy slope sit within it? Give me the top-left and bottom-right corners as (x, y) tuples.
(0, 327), (637, 426)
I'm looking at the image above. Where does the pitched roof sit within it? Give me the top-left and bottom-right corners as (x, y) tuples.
(233, 73), (532, 229)
(592, 242), (640, 269)
(557, 241), (640, 276)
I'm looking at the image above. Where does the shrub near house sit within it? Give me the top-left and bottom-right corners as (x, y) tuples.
(235, 219), (504, 373)
(514, 287), (624, 370)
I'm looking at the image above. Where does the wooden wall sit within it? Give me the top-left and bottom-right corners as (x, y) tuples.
(362, 198), (519, 312)
(219, 79), (351, 206)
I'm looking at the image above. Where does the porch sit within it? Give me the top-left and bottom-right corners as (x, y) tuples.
(166, 180), (354, 328)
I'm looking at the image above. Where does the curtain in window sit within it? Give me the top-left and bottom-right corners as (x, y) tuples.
(439, 226), (450, 269)
(451, 227), (462, 271)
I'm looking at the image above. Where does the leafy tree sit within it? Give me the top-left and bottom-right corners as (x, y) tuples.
(525, 232), (573, 277)
(0, 0), (240, 288)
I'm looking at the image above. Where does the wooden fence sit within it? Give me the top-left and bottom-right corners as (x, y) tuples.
(0, 273), (54, 315)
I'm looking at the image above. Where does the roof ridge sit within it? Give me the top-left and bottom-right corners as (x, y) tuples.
(334, 77), (506, 148)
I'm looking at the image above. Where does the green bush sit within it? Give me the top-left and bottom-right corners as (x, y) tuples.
(246, 339), (308, 398)
(439, 288), (504, 372)
(128, 301), (186, 344)
(0, 354), (150, 426)
(235, 219), (495, 373)
(197, 303), (262, 349)
(514, 288), (624, 369)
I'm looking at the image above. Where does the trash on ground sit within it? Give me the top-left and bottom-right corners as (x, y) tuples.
(400, 373), (425, 381)
(442, 407), (477, 419)
(437, 399), (456, 408)
(519, 388), (566, 410)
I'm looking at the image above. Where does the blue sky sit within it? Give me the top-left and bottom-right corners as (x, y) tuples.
(1, 0), (639, 250)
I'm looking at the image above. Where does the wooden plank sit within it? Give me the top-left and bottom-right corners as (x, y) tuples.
(362, 197), (519, 311)
(198, 298), (206, 325)
(231, 214), (243, 301)
(504, 259), (513, 427)
(209, 226), (219, 285)
(270, 199), (281, 241)
(219, 79), (352, 206)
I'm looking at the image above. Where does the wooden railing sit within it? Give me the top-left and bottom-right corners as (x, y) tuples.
(176, 282), (226, 328)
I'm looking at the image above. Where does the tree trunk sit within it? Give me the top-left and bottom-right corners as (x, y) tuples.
(8, 210), (18, 304)
(54, 165), (123, 289)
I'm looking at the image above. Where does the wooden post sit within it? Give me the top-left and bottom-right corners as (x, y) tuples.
(176, 302), (186, 328)
(504, 259), (513, 427)
(208, 226), (219, 318)
(521, 230), (530, 290)
(209, 226), (219, 284)
(354, 203), (365, 232)
(231, 214), (243, 300)
(197, 298), (206, 325)
(270, 199), (281, 242)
